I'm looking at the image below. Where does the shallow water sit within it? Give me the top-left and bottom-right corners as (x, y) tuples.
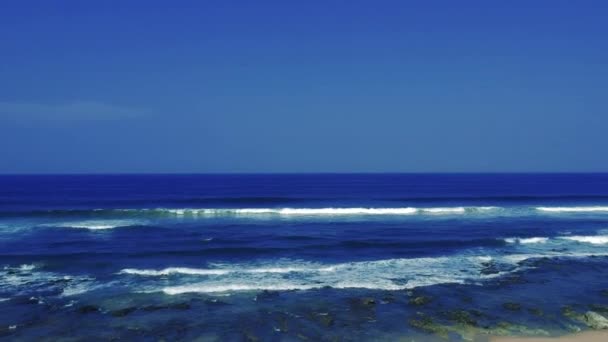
(2, 174), (608, 340)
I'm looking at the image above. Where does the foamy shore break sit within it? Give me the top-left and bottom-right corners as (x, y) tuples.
(492, 330), (608, 342)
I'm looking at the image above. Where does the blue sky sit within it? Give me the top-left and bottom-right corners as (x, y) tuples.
(0, 1), (607, 173)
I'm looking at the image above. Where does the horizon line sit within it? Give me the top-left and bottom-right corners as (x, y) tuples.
(1, 172), (608, 176)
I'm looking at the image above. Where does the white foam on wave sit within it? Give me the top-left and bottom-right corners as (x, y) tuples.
(120, 265), (336, 277)
(505, 237), (549, 244)
(123, 246), (608, 295)
(148, 206), (502, 217)
(48, 220), (142, 230)
(163, 284), (321, 295)
(149, 256), (507, 295)
(121, 268), (231, 276)
(559, 235), (608, 245)
(537, 206), (608, 213)
(138, 247), (608, 295)
(420, 207), (466, 214)
(1, 264), (97, 297)
(61, 277), (105, 297)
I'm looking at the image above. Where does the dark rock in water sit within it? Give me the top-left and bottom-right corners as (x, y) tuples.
(243, 331), (260, 342)
(273, 312), (290, 333)
(142, 302), (190, 312)
(360, 297), (376, 306)
(111, 307), (137, 317)
(601, 289), (608, 297)
(312, 312), (334, 327)
(562, 306), (585, 322)
(381, 293), (396, 304)
(583, 311), (608, 329)
(487, 321), (549, 337)
(204, 298), (229, 306)
(502, 302), (521, 311)
(296, 333), (310, 341)
(447, 310), (477, 326)
(349, 297), (376, 309)
(408, 313), (448, 338)
(409, 296), (432, 306)
(78, 305), (100, 314)
(528, 308), (544, 316)
(460, 295), (473, 304)
(169, 302), (191, 310)
(254, 290), (280, 302)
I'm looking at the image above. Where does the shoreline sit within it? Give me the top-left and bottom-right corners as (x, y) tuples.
(492, 330), (608, 342)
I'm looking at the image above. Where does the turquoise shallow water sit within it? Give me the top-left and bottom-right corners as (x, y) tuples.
(2, 174), (608, 340)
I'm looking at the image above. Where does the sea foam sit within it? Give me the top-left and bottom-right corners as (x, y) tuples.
(49, 220), (141, 230)
(505, 237), (549, 244)
(150, 206), (501, 217)
(559, 235), (608, 244)
(144, 256), (510, 295)
(536, 206), (608, 213)
(120, 265), (336, 277)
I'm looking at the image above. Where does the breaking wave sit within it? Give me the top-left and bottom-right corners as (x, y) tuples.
(536, 206), (608, 213)
(127, 256), (515, 295)
(43, 220), (143, 230)
(504, 237), (549, 244)
(140, 206), (499, 217)
(559, 235), (608, 244)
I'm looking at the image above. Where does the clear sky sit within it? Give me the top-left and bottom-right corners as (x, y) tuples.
(0, 1), (607, 173)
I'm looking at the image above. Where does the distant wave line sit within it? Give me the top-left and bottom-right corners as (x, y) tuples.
(536, 206), (608, 213)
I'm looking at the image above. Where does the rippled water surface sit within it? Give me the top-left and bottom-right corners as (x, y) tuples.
(2, 174), (608, 340)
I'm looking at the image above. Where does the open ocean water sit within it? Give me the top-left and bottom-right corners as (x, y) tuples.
(2, 174), (608, 341)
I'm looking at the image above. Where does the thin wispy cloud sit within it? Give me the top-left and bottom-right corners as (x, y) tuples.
(0, 101), (145, 121)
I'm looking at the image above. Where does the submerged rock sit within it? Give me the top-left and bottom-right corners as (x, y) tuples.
(360, 297), (376, 306)
(313, 312), (334, 327)
(447, 310), (477, 326)
(349, 297), (376, 309)
(110, 307), (137, 317)
(409, 296), (432, 306)
(77, 305), (100, 314)
(584, 311), (608, 329)
(528, 307), (544, 316)
(243, 331), (260, 342)
(502, 302), (521, 311)
(254, 290), (280, 302)
(459, 295), (473, 304)
(142, 302), (191, 311)
(562, 306), (585, 321)
(488, 321), (549, 337)
(381, 293), (396, 304)
(408, 314), (448, 338)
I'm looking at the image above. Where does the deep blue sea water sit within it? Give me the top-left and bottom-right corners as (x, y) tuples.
(2, 174), (608, 341)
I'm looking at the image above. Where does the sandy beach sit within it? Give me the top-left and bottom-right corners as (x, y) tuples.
(492, 331), (608, 342)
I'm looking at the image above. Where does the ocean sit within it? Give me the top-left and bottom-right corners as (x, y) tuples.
(2, 173), (608, 340)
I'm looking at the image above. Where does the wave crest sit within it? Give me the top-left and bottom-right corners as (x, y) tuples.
(559, 235), (608, 244)
(504, 237), (549, 244)
(536, 206), (608, 213)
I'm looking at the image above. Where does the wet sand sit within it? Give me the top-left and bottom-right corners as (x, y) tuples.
(492, 331), (608, 342)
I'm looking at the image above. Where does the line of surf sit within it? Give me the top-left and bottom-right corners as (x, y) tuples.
(147, 206), (501, 216)
(536, 206), (608, 213)
(120, 266), (336, 276)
